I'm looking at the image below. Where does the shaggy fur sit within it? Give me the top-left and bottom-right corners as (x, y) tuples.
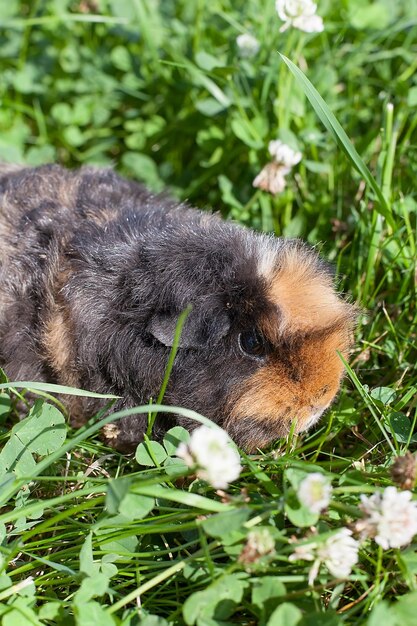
(0, 164), (355, 451)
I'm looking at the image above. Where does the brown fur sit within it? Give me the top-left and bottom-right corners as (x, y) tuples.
(42, 308), (78, 385)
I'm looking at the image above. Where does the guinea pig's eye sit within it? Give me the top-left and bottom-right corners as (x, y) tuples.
(238, 329), (268, 359)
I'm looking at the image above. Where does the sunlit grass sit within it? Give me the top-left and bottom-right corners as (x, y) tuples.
(0, 0), (416, 624)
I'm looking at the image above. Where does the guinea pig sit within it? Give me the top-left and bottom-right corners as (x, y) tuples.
(0, 164), (355, 452)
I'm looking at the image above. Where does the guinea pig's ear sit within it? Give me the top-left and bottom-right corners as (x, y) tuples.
(147, 306), (230, 349)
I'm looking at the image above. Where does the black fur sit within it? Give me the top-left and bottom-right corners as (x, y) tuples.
(0, 164), (351, 451)
(0, 165), (279, 448)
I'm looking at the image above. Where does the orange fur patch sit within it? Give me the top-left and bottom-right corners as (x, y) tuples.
(266, 246), (353, 336)
(237, 245), (357, 449)
(42, 308), (78, 386)
(227, 312), (353, 451)
(42, 307), (94, 428)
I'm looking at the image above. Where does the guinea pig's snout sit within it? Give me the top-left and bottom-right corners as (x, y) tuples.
(224, 332), (349, 451)
(296, 403), (331, 431)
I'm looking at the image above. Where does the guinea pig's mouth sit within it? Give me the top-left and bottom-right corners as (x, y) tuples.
(297, 405), (329, 431)
(225, 405), (329, 452)
(224, 415), (291, 452)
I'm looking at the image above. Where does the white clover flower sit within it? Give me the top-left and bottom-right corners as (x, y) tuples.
(317, 529), (359, 579)
(268, 140), (302, 167)
(297, 472), (332, 514)
(176, 425), (242, 490)
(236, 33), (260, 58)
(359, 486), (417, 549)
(253, 140), (302, 195)
(253, 162), (290, 195)
(238, 527), (276, 567)
(289, 529), (359, 585)
(246, 527), (276, 556)
(288, 541), (316, 563)
(276, 0), (324, 33)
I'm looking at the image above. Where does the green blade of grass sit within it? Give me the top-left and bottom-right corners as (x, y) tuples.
(107, 539), (220, 615)
(131, 484), (232, 512)
(338, 352), (397, 454)
(279, 54), (395, 229)
(0, 381), (120, 398)
(148, 304), (193, 434)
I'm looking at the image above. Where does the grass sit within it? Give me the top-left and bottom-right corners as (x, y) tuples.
(0, 0), (417, 624)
